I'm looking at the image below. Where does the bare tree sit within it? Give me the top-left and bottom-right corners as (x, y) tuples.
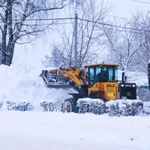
(131, 12), (150, 73)
(49, 0), (112, 67)
(0, 0), (72, 66)
(102, 19), (145, 73)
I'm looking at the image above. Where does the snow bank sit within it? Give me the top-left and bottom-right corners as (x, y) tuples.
(0, 64), (75, 111)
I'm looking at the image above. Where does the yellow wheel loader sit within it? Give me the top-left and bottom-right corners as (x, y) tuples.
(40, 63), (143, 116)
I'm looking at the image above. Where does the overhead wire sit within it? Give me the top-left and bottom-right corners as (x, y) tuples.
(17, 17), (150, 33)
(78, 18), (150, 33)
(132, 0), (150, 5)
(0, 15), (149, 33)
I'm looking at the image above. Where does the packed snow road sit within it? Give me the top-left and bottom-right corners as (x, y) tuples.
(0, 133), (103, 150)
(0, 111), (150, 150)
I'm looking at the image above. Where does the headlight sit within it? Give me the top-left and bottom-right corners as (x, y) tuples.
(121, 84), (124, 87)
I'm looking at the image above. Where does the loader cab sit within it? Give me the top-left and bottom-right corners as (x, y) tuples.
(85, 63), (119, 84)
(85, 63), (119, 100)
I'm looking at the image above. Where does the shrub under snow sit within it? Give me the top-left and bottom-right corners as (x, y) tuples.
(0, 101), (33, 111)
(77, 98), (106, 115)
(106, 100), (144, 116)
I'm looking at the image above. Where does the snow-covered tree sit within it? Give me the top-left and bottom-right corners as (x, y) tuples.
(49, 0), (112, 67)
(102, 19), (145, 73)
(131, 12), (150, 73)
(0, 0), (72, 66)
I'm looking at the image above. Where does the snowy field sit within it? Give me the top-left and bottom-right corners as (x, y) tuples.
(0, 111), (150, 150)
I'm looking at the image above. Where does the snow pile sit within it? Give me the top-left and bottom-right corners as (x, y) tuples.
(0, 64), (75, 111)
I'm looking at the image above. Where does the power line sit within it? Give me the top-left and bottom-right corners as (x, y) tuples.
(24, 17), (74, 21)
(0, 17), (75, 22)
(24, 17), (150, 33)
(20, 22), (74, 26)
(0, 16), (149, 33)
(132, 0), (150, 4)
(78, 18), (150, 33)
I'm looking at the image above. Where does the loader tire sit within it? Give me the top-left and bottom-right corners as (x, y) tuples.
(62, 98), (77, 113)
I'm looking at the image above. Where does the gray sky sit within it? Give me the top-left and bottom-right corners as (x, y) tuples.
(101, 0), (150, 17)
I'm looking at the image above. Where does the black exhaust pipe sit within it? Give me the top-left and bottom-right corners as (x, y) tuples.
(122, 72), (127, 83)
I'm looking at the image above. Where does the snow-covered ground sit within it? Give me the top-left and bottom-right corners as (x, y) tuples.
(0, 64), (150, 150)
(0, 111), (150, 150)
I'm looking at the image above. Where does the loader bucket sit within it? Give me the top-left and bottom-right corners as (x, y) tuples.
(40, 69), (71, 88)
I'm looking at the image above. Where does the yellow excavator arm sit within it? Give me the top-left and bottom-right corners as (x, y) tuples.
(63, 67), (88, 86)
(40, 66), (88, 87)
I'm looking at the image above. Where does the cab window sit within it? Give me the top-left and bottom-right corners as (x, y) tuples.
(89, 67), (94, 80)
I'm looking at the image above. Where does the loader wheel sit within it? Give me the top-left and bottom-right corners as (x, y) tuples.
(62, 98), (77, 113)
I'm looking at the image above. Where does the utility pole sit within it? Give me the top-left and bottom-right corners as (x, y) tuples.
(148, 62), (150, 91)
(74, 11), (78, 66)
(74, 0), (79, 67)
